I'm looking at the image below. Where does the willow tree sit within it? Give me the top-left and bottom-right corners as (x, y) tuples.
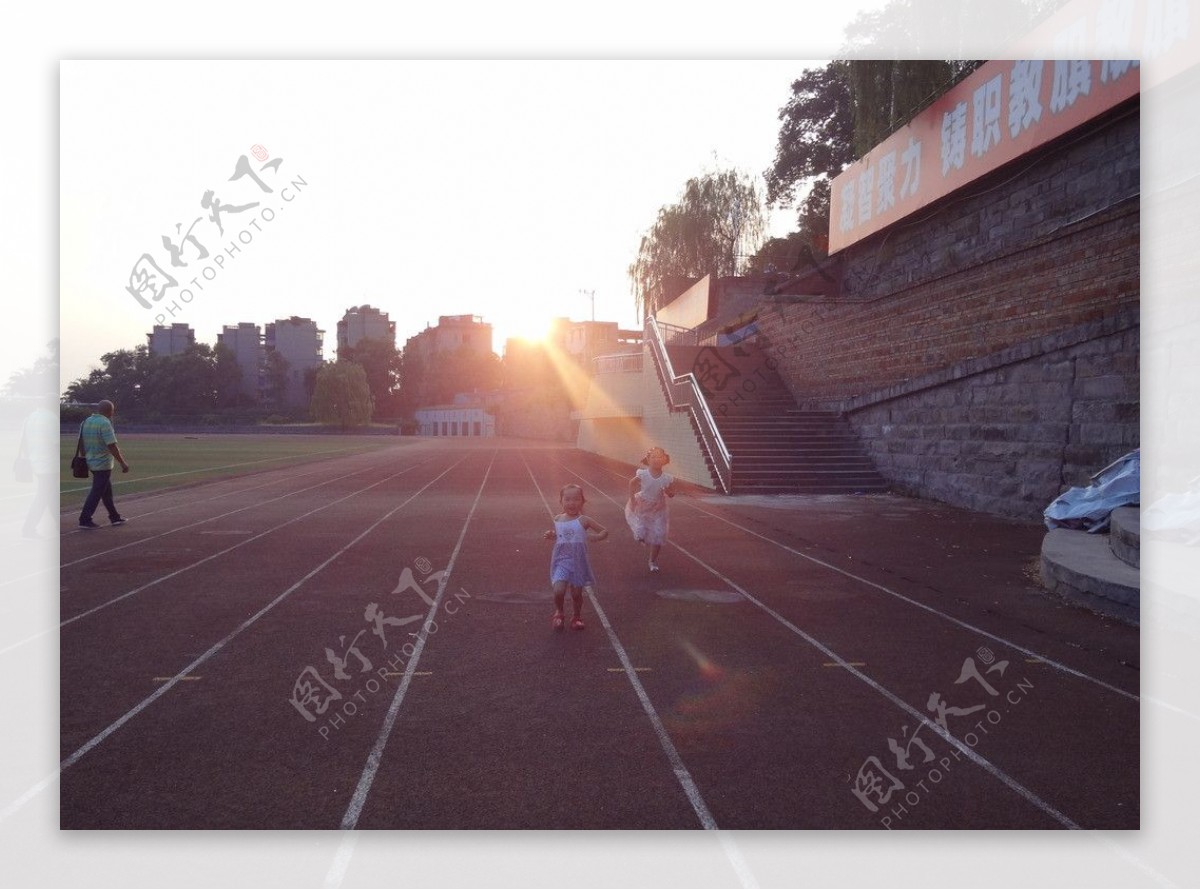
(310, 361), (373, 428)
(629, 168), (767, 320)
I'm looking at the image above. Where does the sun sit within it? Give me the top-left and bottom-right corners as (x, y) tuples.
(495, 312), (554, 352)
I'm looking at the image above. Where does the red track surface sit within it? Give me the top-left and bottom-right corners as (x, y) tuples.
(50, 439), (1137, 837)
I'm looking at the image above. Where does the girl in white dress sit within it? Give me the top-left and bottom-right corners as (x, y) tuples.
(625, 446), (676, 572)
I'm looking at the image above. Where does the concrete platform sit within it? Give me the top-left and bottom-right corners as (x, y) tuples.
(1110, 505), (1140, 567)
(1041, 526), (1140, 625)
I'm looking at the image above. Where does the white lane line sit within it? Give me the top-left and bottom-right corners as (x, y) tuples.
(582, 455), (1165, 881)
(329, 450), (497, 882)
(524, 456), (718, 826)
(0, 457), (438, 658)
(55, 460), (336, 532)
(0, 465), (337, 592)
(525, 454), (757, 888)
(558, 459), (1082, 832)
(58, 443), (383, 494)
(59, 458), (437, 627)
(678, 537), (1082, 830)
(577, 456), (1141, 705)
(0, 455), (467, 824)
(59, 455), (403, 570)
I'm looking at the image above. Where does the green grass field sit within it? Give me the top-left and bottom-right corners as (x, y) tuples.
(61, 432), (407, 509)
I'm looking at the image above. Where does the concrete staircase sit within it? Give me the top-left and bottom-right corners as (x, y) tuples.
(666, 342), (889, 495)
(1040, 505), (1140, 624)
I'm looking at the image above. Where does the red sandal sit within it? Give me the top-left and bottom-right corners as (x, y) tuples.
(570, 616), (585, 631)
(552, 612), (565, 631)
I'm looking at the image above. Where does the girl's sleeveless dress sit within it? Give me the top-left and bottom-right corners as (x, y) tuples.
(625, 468), (673, 545)
(550, 516), (595, 587)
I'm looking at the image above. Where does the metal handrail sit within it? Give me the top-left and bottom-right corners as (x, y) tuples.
(592, 352), (644, 374)
(644, 317), (732, 493)
(654, 319), (700, 346)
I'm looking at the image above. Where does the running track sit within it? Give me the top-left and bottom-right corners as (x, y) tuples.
(4, 439), (1150, 879)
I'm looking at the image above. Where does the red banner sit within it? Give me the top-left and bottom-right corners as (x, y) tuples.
(828, 59), (1139, 255)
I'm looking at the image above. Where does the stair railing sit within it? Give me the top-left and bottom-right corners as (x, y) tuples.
(654, 319), (700, 346)
(644, 316), (732, 494)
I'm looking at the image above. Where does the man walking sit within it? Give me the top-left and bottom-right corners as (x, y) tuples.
(78, 399), (131, 529)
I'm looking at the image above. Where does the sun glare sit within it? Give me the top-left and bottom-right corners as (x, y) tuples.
(498, 313), (554, 349)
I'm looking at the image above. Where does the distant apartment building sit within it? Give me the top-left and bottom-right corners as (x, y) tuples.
(404, 314), (493, 362)
(147, 323), (195, 357)
(265, 316), (324, 408)
(337, 304), (396, 354)
(216, 323), (264, 402)
(547, 317), (641, 368)
(401, 315), (495, 418)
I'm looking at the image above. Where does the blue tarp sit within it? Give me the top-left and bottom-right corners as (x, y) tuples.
(1043, 449), (1139, 533)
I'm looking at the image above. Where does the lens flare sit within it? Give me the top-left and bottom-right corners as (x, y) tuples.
(679, 638), (726, 683)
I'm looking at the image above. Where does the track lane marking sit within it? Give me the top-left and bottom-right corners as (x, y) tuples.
(574, 454), (1141, 705)
(60, 457), (440, 627)
(1, 454), (469, 824)
(556, 456), (1082, 831)
(59, 455), (406, 569)
(328, 451), (498, 885)
(2, 451), (403, 596)
(521, 453), (758, 889)
(59, 443), (388, 494)
(0, 463), (342, 593)
(564, 452), (1170, 880)
(0, 457), (441, 659)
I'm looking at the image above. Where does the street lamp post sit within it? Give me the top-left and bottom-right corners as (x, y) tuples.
(578, 288), (595, 322)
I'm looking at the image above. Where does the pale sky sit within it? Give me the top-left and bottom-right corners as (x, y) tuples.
(60, 57), (830, 388)
(59, 59), (853, 390)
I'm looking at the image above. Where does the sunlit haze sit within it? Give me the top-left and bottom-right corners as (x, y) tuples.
(60, 60), (830, 388)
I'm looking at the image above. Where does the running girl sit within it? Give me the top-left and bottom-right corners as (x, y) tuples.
(543, 483), (608, 631)
(625, 446), (676, 572)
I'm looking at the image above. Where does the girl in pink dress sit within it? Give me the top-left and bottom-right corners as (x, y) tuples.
(625, 446), (676, 572)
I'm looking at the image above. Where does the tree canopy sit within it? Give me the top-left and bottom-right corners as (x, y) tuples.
(395, 343), (502, 413)
(762, 61), (855, 259)
(339, 336), (402, 419)
(62, 343), (246, 417)
(629, 168), (767, 319)
(310, 361), (373, 428)
(763, 57), (981, 260)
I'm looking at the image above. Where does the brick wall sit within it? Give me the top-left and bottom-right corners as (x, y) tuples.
(758, 105), (1140, 518)
(759, 109), (1138, 405)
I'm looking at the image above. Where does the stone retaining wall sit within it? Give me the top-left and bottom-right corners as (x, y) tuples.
(846, 314), (1138, 518)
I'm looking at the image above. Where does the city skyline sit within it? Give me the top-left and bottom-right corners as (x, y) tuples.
(59, 60), (814, 393)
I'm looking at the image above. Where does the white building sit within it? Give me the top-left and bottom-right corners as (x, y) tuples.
(414, 404), (495, 438)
